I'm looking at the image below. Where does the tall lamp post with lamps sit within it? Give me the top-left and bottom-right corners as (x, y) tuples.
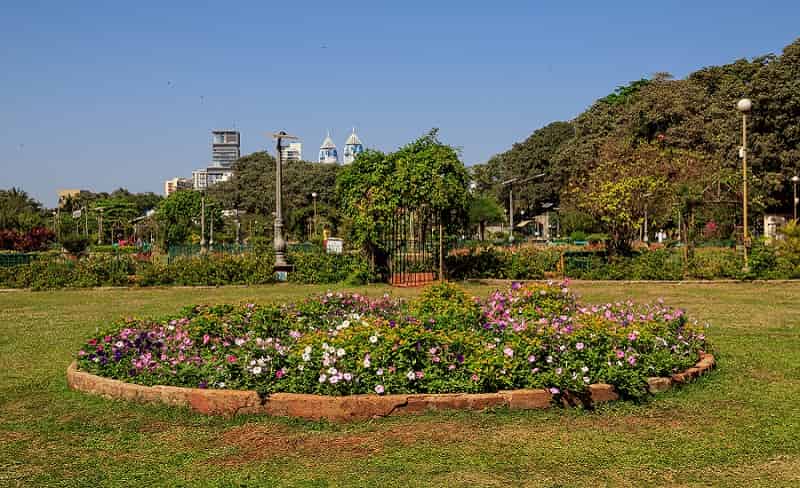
(502, 172), (545, 243)
(272, 131), (297, 279)
(791, 175), (799, 221)
(736, 98), (752, 272)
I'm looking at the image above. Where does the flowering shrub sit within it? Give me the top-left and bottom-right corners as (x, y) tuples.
(76, 282), (710, 401)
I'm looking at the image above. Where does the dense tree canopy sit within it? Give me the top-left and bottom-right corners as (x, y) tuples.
(474, 37), (800, 250)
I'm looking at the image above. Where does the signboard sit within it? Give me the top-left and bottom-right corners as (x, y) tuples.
(326, 238), (343, 254)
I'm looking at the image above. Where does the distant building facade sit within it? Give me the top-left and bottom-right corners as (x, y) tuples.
(281, 142), (303, 162)
(193, 130), (240, 190)
(164, 177), (192, 196)
(57, 189), (82, 208)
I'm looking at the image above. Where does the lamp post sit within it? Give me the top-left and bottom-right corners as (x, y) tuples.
(272, 131), (298, 273)
(503, 172), (545, 244)
(199, 195), (207, 253)
(311, 192), (318, 239)
(736, 98), (752, 272)
(97, 208), (104, 245)
(792, 175), (800, 221)
(642, 192), (653, 243)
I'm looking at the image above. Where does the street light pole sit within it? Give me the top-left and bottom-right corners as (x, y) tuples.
(200, 195), (207, 253)
(792, 175), (800, 221)
(502, 173), (546, 244)
(737, 98), (752, 272)
(272, 131), (298, 271)
(311, 192), (318, 239)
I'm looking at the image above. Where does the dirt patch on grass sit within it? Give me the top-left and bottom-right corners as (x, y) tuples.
(210, 420), (466, 466)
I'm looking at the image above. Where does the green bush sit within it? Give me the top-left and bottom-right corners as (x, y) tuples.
(288, 250), (373, 284)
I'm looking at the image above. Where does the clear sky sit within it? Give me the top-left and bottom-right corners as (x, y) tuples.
(2, 1), (798, 206)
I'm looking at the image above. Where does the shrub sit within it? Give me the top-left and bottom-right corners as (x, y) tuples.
(61, 234), (90, 255)
(288, 250), (373, 284)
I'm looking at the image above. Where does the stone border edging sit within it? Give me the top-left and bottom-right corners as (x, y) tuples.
(67, 353), (715, 422)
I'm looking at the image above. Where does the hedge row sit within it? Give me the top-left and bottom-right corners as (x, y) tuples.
(445, 244), (800, 281)
(0, 250), (373, 290)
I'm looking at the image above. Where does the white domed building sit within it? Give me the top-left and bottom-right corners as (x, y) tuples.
(318, 132), (338, 164)
(342, 129), (364, 164)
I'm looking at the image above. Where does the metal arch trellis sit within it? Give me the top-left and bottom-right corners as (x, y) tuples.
(384, 204), (442, 287)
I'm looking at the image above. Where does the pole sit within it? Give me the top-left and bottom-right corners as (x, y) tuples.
(508, 186), (514, 244)
(313, 195), (318, 239)
(438, 221), (444, 282)
(644, 207), (649, 243)
(97, 209), (103, 245)
(273, 134), (288, 267)
(200, 196), (206, 253)
(209, 214), (214, 247)
(742, 112), (749, 272)
(793, 181), (798, 221)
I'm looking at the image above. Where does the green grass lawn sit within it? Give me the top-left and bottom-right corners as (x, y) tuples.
(1, 282), (799, 487)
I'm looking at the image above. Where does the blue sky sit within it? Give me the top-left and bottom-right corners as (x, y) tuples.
(1, 1), (798, 206)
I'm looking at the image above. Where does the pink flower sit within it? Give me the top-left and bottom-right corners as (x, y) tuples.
(628, 356), (637, 365)
(275, 369), (285, 378)
(576, 342), (585, 351)
(615, 349), (625, 359)
(471, 374), (479, 382)
(375, 384), (385, 394)
(203, 334), (210, 345)
(503, 347), (514, 357)
(549, 387), (560, 394)
(415, 371), (424, 379)
(226, 355), (237, 363)
(528, 355), (536, 363)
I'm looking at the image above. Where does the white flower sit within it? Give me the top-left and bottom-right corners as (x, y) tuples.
(115, 341), (124, 348)
(297, 364), (304, 371)
(318, 374), (327, 383)
(328, 367), (338, 375)
(329, 376), (339, 384)
(376, 368), (384, 376)
(302, 353), (311, 362)
(343, 373), (352, 381)
(257, 358), (267, 366)
(369, 335), (378, 344)
(583, 376), (591, 383)
(235, 338), (246, 346)
(252, 366), (262, 375)
(304, 345), (312, 354)
(581, 366), (589, 373)
(363, 357), (371, 368)
(336, 348), (346, 357)
(406, 371), (416, 381)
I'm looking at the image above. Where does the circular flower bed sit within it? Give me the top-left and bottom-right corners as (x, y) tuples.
(75, 281), (710, 403)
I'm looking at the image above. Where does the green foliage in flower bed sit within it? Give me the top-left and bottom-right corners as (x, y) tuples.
(76, 282), (709, 401)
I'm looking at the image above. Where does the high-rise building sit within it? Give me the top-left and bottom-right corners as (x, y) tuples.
(164, 177), (192, 196)
(281, 142), (302, 162)
(211, 130), (240, 168)
(318, 132), (338, 164)
(343, 129), (364, 164)
(193, 130), (239, 190)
